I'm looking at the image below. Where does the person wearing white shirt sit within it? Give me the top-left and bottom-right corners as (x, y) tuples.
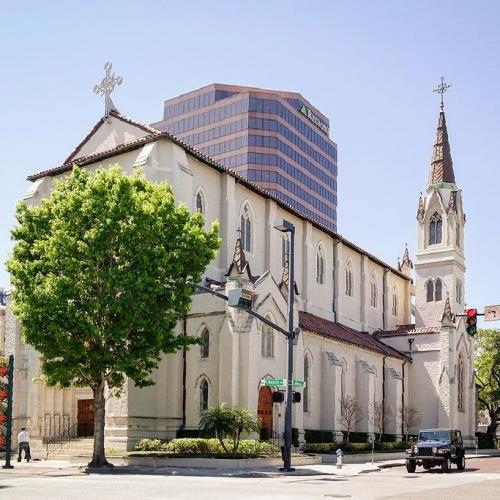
(17, 427), (31, 462)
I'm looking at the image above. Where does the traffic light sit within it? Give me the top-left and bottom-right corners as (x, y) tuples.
(466, 308), (478, 335)
(292, 392), (301, 403)
(272, 391), (285, 403)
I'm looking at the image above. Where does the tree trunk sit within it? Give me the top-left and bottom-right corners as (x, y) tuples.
(88, 382), (112, 468)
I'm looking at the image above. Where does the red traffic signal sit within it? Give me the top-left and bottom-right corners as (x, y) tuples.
(466, 308), (478, 335)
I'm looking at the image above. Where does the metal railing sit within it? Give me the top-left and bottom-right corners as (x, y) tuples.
(43, 422), (80, 459)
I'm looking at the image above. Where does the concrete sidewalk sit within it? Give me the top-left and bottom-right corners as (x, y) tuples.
(1, 450), (499, 479)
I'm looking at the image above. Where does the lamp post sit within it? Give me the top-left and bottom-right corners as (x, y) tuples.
(273, 219), (295, 472)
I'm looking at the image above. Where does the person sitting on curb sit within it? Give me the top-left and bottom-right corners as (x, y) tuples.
(17, 427), (31, 463)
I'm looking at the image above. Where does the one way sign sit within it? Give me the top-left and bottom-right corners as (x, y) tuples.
(484, 305), (500, 321)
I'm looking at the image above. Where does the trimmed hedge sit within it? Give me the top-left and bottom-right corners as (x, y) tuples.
(303, 441), (412, 454)
(175, 428), (215, 439)
(476, 432), (495, 449)
(304, 429), (335, 443)
(134, 438), (279, 457)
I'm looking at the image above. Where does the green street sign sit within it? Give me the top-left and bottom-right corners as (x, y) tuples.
(262, 379), (285, 387)
(293, 380), (306, 388)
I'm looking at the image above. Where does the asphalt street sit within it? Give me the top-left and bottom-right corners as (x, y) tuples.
(0, 456), (499, 499)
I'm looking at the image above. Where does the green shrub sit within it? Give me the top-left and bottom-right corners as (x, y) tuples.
(238, 440), (279, 456)
(135, 439), (166, 451)
(303, 442), (338, 453)
(292, 427), (299, 447)
(165, 438), (220, 454)
(476, 432), (495, 449)
(380, 433), (397, 442)
(347, 432), (368, 443)
(259, 427), (270, 441)
(176, 428), (214, 439)
(304, 429), (334, 443)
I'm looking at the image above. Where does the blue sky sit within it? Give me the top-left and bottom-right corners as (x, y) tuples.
(1, 0), (499, 326)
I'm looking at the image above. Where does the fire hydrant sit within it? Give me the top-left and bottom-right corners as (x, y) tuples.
(336, 448), (344, 469)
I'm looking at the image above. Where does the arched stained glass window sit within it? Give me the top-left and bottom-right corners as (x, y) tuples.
(303, 355), (311, 413)
(195, 191), (204, 213)
(426, 280), (434, 302)
(435, 278), (442, 302)
(429, 212), (443, 245)
(345, 261), (353, 297)
(316, 246), (325, 284)
(200, 379), (209, 412)
(200, 328), (209, 358)
(240, 204), (252, 252)
(261, 321), (274, 358)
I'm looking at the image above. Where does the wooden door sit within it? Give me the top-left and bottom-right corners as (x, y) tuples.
(257, 387), (273, 437)
(77, 399), (94, 437)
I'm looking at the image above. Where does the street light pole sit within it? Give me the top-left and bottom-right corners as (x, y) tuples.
(274, 219), (296, 472)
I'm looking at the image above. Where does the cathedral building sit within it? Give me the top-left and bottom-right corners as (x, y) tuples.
(3, 76), (476, 451)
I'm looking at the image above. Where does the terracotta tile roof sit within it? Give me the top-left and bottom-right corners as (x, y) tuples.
(299, 311), (410, 361)
(27, 113), (410, 281)
(374, 326), (441, 337)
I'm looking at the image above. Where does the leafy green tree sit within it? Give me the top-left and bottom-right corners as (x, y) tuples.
(8, 166), (220, 467)
(475, 328), (500, 441)
(199, 404), (261, 457)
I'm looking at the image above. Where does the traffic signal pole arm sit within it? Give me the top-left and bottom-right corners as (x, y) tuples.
(189, 282), (291, 339)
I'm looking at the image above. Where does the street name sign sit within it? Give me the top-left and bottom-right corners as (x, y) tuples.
(262, 379), (285, 387)
(484, 305), (500, 322)
(292, 380), (306, 388)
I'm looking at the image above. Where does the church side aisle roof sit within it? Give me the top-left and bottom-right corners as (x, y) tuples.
(299, 311), (410, 361)
(27, 112), (409, 281)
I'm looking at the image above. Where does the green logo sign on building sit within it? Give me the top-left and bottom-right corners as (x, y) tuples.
(299, 105), (329, 135)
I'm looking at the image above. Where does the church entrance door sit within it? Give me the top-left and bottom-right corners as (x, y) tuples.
(257, 387), (273, 438)
(77, 399), (95, 437)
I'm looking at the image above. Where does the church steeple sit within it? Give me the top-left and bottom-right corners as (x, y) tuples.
(427, 110), (456, 188)
(428, 77), (456, 189)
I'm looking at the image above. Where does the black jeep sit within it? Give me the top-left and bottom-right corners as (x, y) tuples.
(405, 428), (466, 473)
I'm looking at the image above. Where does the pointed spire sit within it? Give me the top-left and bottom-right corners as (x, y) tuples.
(427, 109), (456, 187)
(417, 192), (425, 220)
(231, 238), (247, 274)
(441, 294), (455, 325)
(398, 243), (413, 276)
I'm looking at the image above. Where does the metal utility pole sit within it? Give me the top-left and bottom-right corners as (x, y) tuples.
(274, 220), (296, 472)
(2, 355), (14, 469)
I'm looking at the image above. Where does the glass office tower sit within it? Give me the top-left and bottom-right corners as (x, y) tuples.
(153, 84), (338, 230)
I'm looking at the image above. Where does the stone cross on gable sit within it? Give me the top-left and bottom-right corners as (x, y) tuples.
(433, 76), (452, 111)
(93, 62), (123, 116)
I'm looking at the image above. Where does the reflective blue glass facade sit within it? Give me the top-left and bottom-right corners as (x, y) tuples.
(153, 84), (338, 230)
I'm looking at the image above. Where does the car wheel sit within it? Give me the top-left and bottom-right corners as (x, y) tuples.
(457, 454), (465, 470)
(406, 460), (417, 473)
(441, 456), (451, 473)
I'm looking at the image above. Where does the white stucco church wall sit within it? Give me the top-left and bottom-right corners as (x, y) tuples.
(3, 97), (476, 451)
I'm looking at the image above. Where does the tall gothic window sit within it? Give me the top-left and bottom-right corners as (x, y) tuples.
(392, 286), (398, 316)
(281, 235), (290, 267)
(240, 204), (252, 252)
(316, 245), (325, 284)
(370, 274), (377, 308)
(195, 190), (204, 214)
(199, 379), (209, 412)
(456, 279), (462, 304)
(200, 328), (209, 358)
(426, 280), (434, 302)
(435, 278), (443, 301)
(261, 320), (274, 358)
(303, 354), (311, 413)
(345, 261), (353, 297)
(340, 361), (346, 416)
(429, 212), (443, 245)
(457, 355), (465, 410)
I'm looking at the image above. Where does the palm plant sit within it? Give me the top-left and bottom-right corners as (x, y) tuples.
(199, 404), (261, 457)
